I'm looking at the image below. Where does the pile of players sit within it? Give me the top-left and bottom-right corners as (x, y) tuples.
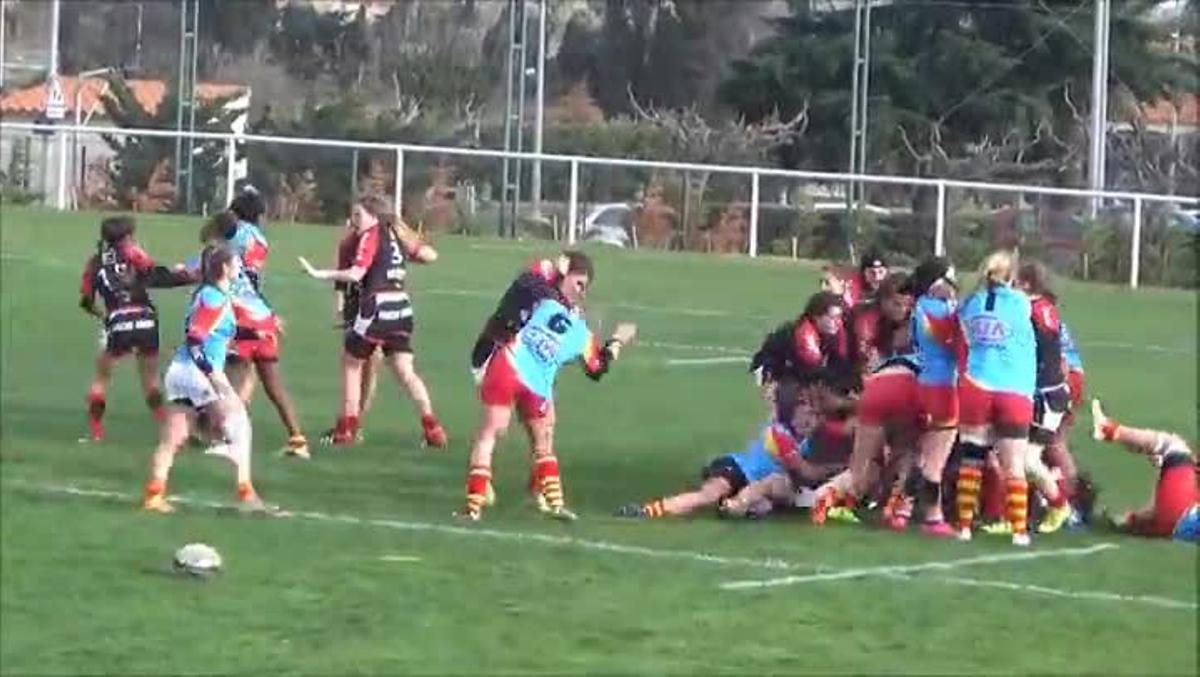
(616, 250), (1198, 546)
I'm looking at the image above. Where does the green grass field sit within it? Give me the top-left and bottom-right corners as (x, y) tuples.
(1, 204), (1196, 675)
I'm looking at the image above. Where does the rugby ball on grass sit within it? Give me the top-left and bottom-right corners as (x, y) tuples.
(173, 543), (222, 577)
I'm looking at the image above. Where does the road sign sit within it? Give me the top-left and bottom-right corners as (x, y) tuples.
(45, 74), (66, 120)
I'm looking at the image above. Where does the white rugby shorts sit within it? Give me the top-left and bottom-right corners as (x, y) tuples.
(163, 360), (220, 410)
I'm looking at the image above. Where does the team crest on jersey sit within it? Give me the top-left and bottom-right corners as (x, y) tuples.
(522, 324), (562, 363)
(967, 316), (1009, 344)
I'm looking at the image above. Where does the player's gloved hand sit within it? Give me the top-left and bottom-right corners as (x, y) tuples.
(613, 322), (637, 345)
(607, 323), (637, 359)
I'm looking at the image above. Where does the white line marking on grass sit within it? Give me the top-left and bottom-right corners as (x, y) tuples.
(378, 555), (422, 563)
(425, 287), (493, 299)
(466, 243), (541, 253)
(643, 341), (750, 355)
(665, 356), (749, 366)
(1082, 340), (1195, 355)
(617, 302), (732, 318)
(719, 543), (1119, 591)
(935, 575), (1198, 611)
(20, 482), (813, 573)
(15, 481), (1196, 612)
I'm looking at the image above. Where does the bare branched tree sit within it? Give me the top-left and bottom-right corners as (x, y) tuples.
(627, 87), (807, 234)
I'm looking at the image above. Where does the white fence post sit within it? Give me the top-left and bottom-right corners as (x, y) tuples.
(934, 180), (947, 256)
(55, 131), (68, 210)
(1130, 196), (1142, 289)
(567, 159), (579, 246)
(224, 138), (237, 207)
(749, 170), (760, 257)
(394, 147), (405, 218)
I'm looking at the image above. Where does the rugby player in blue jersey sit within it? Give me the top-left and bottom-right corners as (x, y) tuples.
(954, 250), (1038, 545)
(460, 252), (637, 521)
(617, 378), (828, 519)
(143, 245), (276, 514)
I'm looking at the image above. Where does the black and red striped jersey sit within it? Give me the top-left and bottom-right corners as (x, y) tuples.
(80, 241), (156, 315)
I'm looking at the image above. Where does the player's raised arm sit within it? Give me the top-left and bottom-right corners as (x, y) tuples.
(300, 209), (382, 283)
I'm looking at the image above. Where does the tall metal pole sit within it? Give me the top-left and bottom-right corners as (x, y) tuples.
(49, 0), (60, 76)
(499, 0), (517, 237)
(1, 0), (8, 90)
(857, 0), (873, 185)
(44, 0), (63, 208)
(134, 3), (144, 72)
(846, 0), (864, 210)
(511, 0), (528, 239)
(1088, 0), (1110, 216)
(531, 0), (546, 218)
(1168, 27), (1181, 195)
(173, 1), (188, 205)
(184, 0), (199, 212)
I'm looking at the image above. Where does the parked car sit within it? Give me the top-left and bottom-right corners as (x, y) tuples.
(579, 202), (635, 247)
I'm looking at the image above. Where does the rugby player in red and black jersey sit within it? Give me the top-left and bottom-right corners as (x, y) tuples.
(749, 291), (854, 394)
(1014, 261), (1075, 533)
(820, 249), (890, 309)
(78, 216), (189, 442)
(331, 216), (380, 435)
(300, 196), (447, 447)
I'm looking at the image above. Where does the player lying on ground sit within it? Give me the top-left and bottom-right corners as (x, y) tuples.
(616, 378), (827, 519)
(143, 245), (276, 514)
(299, 195), (447, 448)
(717, 422), (850, 519)
(78, 216), (190, 442)
(1092, 400), (1199, 544)
(200, 209), (309, 459)
(461, 252), (637, 521)
(332, 216), (380, 438)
